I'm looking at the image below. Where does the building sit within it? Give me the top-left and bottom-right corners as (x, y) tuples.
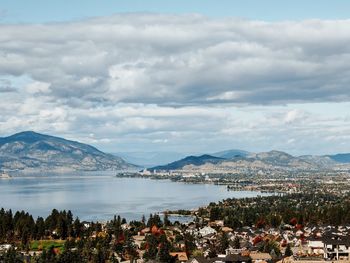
(323, 235), (350, 260)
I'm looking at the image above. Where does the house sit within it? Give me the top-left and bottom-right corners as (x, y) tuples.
(0, 244), (12, 252)
(210, 220), (225, 227)
(187, 256), (209, 263)
(221, 227), (233, 233)
(140, 227), (150, 235)
(200, 226), (217, 237)
(249, 252), (272, 263)
(307, 237), (324, 255)
(277, 256), (350, 263)
(132, 235), (145, 249)
(82, 221), (91, 229)
(170, 252), (189, 262)
(121, 223), (131, 230)
(323, 235), (350, 260)
(207, 254), (251, 263)
(224, 254), (251, 263)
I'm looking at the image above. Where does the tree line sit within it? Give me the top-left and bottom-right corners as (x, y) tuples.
(203, 193), (350, 228)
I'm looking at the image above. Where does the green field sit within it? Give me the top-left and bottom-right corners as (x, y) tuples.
(30, 240), (65, 251)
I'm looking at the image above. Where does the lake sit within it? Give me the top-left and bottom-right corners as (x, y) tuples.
(0, 172), (269, 222)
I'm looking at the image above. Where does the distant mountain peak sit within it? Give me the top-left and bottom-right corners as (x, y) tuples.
(12, 130), (45, 136)
(327, 153), (350, 164)
(148, 148), (350, 172)
(0, 131), (136, 171)
(149, 154), (223, 171)
(8, 130), (46, 139)
(185, 154), (221, 160)
(212, 149), (250, 159)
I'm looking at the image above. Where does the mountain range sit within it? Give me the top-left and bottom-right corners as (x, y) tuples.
(1, 131), (350, 173)
(149, 154), (224, 171)
(327, 153), (350, 163)
(0, 131), (135, 171)
(149, 149), (350, 172)
(211, 149), (250, 159)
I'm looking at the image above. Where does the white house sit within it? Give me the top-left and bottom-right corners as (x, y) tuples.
(199, 226), (217, 237)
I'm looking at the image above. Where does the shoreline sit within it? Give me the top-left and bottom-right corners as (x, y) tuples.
(0, 173), (11, 179)
(0, 175), (269, 223)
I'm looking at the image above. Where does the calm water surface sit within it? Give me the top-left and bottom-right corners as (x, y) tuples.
(0, 172), (269, 221)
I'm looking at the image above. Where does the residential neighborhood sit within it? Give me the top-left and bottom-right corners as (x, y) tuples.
(1, 192), (350, 263)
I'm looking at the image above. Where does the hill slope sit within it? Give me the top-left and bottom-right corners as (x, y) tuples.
(149, 154), (224, 171)
(211, 149), (250, 159)
(148, 150), (342, 172)
(327, 153), (350, 163)
(0, 131), (135, 171)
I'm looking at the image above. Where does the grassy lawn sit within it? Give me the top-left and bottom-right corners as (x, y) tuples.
(30, 240), (65, 251)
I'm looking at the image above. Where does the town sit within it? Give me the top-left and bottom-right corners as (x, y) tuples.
(1, 191), (350, 263)
(117, 168), (350, 197)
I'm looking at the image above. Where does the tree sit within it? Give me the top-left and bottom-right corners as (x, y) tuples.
(39, 245), (57, 263)
(259, 240), (281, 257)
(184, 233), (196, 256)
(35, 217), (46, 240)
(209, 206), (221, 221)
(110, 253), (119, 263)
(124, 232), (138, 263)
(158, 240), (172, 262)
(73, 218), (83, 238)
(57, 249), (84, 263)
(285, 243), (293, 257)
(208, 244), (217, 258)
(57, 215), (68, 239)
(218, 233), (229, 253)
(163, 212), (171, 227)
(147, 213), (162, 227)
(143, 234), (158, 260)
(1, 247), (23, 263)
(233, 236), (240, 249)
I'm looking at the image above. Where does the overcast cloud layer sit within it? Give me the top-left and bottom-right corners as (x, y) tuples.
(1, 14), (350, 155)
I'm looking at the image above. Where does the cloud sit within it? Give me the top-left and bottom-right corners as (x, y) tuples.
(26, 81), (51, 94)
(284, 109), (306, 124)
(1, 15), (350, 106)
(1, 14), (350, 155)
(0, 79), (17, 93)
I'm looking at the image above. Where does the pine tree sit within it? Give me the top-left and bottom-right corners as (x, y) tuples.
(218, 233), (229, 253)
(234, 236), (240, 249)
(163, 212), (171, 227)
(184, 233), (196, 256)
(158, 240), (172, 262)
(285, 243), (293, 257)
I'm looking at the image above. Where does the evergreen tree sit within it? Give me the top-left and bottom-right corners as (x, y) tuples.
(208, 244), (218, 258)
(143, 234), (158, 260)
(73, 217), (82, 238)
(218, 232), (229, 253)
(285, 243), (293, 257)
(141, 215), (146, 226)
(35, 217), (46, 240)
(158, 240), (172, 262)
(184, 233), (196, 256)
(2, 247), (23, 263)
(163, 212), (171, 227)
(234, 236), (240, 249)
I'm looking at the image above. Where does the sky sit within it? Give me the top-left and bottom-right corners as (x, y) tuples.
(1, 1), (350, 156)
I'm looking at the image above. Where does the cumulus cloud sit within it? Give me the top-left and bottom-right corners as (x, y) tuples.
(1, 14), (350, 106)
(284, 109), (306, 124)
(26, 81), (51, 94)
(1, 14), (350, 155)
(0, 79), (17, 93)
